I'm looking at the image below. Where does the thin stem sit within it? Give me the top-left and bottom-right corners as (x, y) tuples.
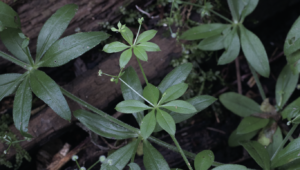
(75, 160), (81, 169)
(249, 64), (266, 100)
(131, 136), (142, 163)
(88, 160), (100, 170)
(133, 24), (142, 45)
(0, 50), (31, 70)
(168, 0), (175, 34)
(270, 124), (298, 161)
(136, 58), (149, 85)
(171, 135), (193, 170)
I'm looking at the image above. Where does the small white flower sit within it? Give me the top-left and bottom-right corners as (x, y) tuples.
(72, 155), (79, 161)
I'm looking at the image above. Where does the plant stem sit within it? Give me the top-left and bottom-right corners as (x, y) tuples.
(249, 64), (266, 100)
(0, 50), (31, 70)
(168, 0), (175, 34)
(75, 160), (81, 169)
(171, 135), (193, 170)
(131, 136), (142, 163)
(270, 124), (298, 161)
(25, 48), (34, 66)
(136, 58), (149, 85)
(88, 160), (100, 170)
(133, 24), (142, 45)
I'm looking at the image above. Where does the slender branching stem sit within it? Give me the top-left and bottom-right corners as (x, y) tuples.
(133, 24), (142, 45)
(249, 64), (266, 100)
(75, 160), (81, 169)
(136, 58), (149, 85)
(88, 160), (100, 170)
(171, 135), (193, 170)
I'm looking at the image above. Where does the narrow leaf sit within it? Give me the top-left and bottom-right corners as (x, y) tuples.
(212, 164), (247, 170)
(21, 39), (29, 49)
(156, 109), (176, 135)
(161, 100), (197, 114)
(103, 41), (129, 53)
(281, 97), (300, 120)
(133, 46), (148, 61)
(160, 83), (188, 104)
(0, 74), (24, 102)
(180, 24), (231, 40)
(0, 1), (21, 28)
(240, 0), (259, 21)
(227, 0), (247, 22)
(195, 150), (214, 170)
(228, 129), (258, 147)
(128, 163), (141, 170)
(267, 127), (283, 157)
(136, 30), (157, 44)
(119, 48), (132, 68)
(115, 100), (151, 113)
(143, 84), (160, 105)
(284, 16), (300, 56)
(121, 27), (134, 45)
(278, 160), (300, 170)
(137, 42), (161, 52)
(237, 117), (269, 134)
(140, 110), (156, 139)
(0, 73), (22, 86)
(143, 140), (170, 170)
(198, 34), (226, 51)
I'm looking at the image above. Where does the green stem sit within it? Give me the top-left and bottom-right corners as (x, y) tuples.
(168, 0), (175, 34)
(75, 160), (81, 169)
(171, 135), (193, 170)
(133, 24), (142, 45)
(0, 50), (31, 70)
(270, 124), (298, 161)
(131, 136), (142, 163)
(249, 64), (266, 100)
(25, 48), (34, 66)
(136, 57), (149, 85)
(88, 160), (100, 170)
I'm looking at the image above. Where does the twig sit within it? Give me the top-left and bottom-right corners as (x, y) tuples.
(235, 58), (242, 94)
(100, 136), (124, 150)
(206, 127), (225, 134)
(269, 51), (284, 63)
(136, 5), (159, 19)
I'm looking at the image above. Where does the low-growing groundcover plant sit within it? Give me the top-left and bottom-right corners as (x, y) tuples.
(1, 1), (300, 170)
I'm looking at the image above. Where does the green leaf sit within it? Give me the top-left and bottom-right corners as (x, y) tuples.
(267, 127), (283, 157)
(272, 138), (300, 168)
(18, 33), (26, 39)
(74, 109), (137, 139)
(237, 117), (269, 134)
(136, 30), (157, 44)
(212, 164), (247, 170)
(240, 0), (259, 21)
(13, 76), (33, 138)
(160, 83), (188, 104)
(119, 48), (132, 68)
(240, 25), (270, 77)
(278, 160), (300, 170)
(281, 97), (300, 120)
(128, 163), (141, 170)
(218, 27), (240, 65)
(0, 1), (21, 28)
(121, 27), (134, 45)
(180, 24), (231, 40)
(137, 42), (161, 52)
(39, 32), (109, 67)
(143, 140), (170, 170)
(0, 73), (22, 86)
(0, 21), (3, 32)
(161, 100), (197, 114)
(121, 67), (144, 124)
(103, 41), (129, 53)
(29, 70), (71, 121)
(227, 0), (247, 22)
(240, 141), (270, 170)
(219, 92), (261, 117)
(228, 129), (258, 147)
(0, 28), (32, 63)
(143, 84), (160, 105)
(36, 4), (78, 60)
(198, 34), (225, 51)
(156, 109), (176, 135)
(115, 100), (151, 113)
(100, 140), (138, 170)
(0, 74), (24, 102)
(140, 110), (156, 139)
(133, 46), (148, 61)
(284, 16), (300, 57)
(195, 150), (214, 170)
(275, 65), (299, 108)
(21, 39), (29, 49)
(158, 63), (192, 93)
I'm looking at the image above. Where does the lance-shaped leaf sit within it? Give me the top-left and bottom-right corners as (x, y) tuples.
(195, 150), (214, 170)
(29, 70), (71, 121)
(121, 67), (144, 124)
(275, 65), (299, 108)
(158, 63), (192, 93)
(74, 109), (137, 139)
(119, 48), (132, 68)
(0, 73), (22, 86)
(156, 109), (175, 135)
(36, 4), (78, 60)
(0, 74), (24, 102)
(278, 160), (300, 170)
(228, 129), (258, 147)
(13, 76), (33, 138)
(100, 140), (138, 170)
(212, 165), (247, 170)
(240, 25), (270, 78)
(267, 127), (283, 157)
(103, 41), (129, 53)
(136, 30), (157, 44)
(0, 1), (21, 28)
(161, 100), (197, 114)
(180, 24), (231, 40)
(284, 16), (300, 56)
(240, 0), (259, 21)
(160, 83), (188, 104)
(39, 32), (109, 67)
(133, 46), (148, 61)
(241, 141), (270, 170)
(143, 84), (160, 105)
(137, 42), (161, 52)
(115, 100), (151, 113)
(281, 97), (300, 120)
(220, 92), (261, 117)
(237, 117), (269, 134)
(121, 27), (134, 45)
(128, 163), (141, 170)
(0, 28), (32, 64)
(143, 140), (170, 170)
(140, 110), (156, 139)
(198, 34), (226, 51)
(227, 0), (247, 22)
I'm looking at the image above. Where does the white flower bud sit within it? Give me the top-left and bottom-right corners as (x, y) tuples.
(72, 155), (79, 161)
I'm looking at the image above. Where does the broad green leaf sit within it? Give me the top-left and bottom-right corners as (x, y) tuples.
(121, 67), (144, 124)
(218, 27), (240, 65)
(267, 127), (283, 157)
(228, 129), (258, 147)
(128, 163), (141, 170)
(115, 100), (151, 113)
(39, 32), (109, 67)
(36, 4), (78, 60)
(143, 84), (160, 105)
(160, 83), (188, 104)
(136, 30), (157, 44)
(180, 24), (231, 40)
(0, 73), (22, 86)
(212, 164), (247, 170)
(240, 25), (270, 77)
(240, 0), (259, 21)
(227, 0), (247, 22)
(195, 150), (214, 170)
(143, 140), (170, 170)
(133, 46), (148, 61)
(278, 160), (300, 170)
(29, 70), (71, 121)
(156, 109), (176, 135)
(284, 16), (300, 56)
(137, 42), (161, 52)
(237, 117), (269, 134)
(240, 141), (270, 170)
(0, 21), (3, 31)
(74, 109), (137, 139)
(140, 110), (156, 139)
(275, 65), (299, 108)
(0, 1), (21, 28)
(281, 97), (300, 120)
(158, 63), (192, 93)
(220, 92), (261, 117)
(0, 74), (24, 102)
(161, 100), (197, 114)
(272, 138), (300, 168)
(103, 41), (129, 53)
(119, 48), (132, 68)
(13, 76), (33, 138)
(121, 27), (134, 45)
(198, 34), (225, 51)
(0, 28), (31, 63)
(100, 140), (138, 170)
